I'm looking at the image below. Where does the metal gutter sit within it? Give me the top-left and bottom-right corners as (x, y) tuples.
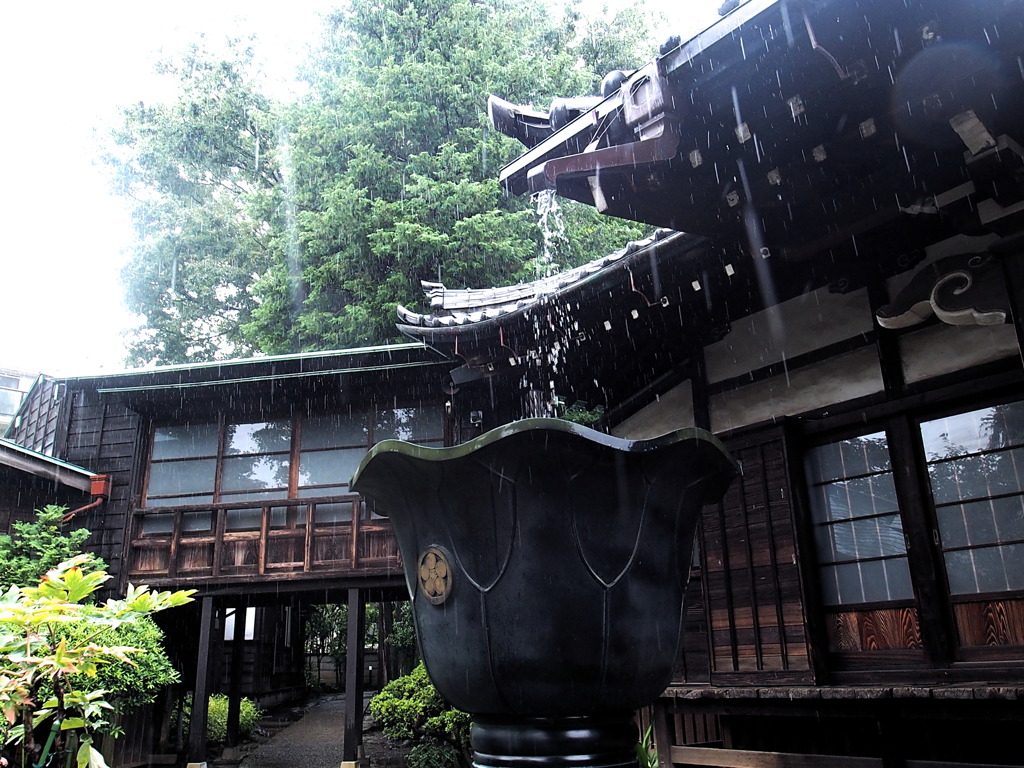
(0, 437), (94, 492)
(94, 359), (453, 394)
(68, 342), (433, 383)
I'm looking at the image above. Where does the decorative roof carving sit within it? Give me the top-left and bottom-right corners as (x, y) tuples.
(876, 252), (1010, 329)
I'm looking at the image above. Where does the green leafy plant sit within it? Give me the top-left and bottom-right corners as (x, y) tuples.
(559, 401), (606, 428)
(636, 723), (658, 768)
(369, 663), (471, 767)
(0, 506), (105, 590)
(0, 555), (194, 768)
(205, 694), (261, 744)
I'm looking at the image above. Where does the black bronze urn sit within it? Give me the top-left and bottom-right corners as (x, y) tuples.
(351, 418), (736, 768)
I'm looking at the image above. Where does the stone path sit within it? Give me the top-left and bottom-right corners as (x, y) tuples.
(238, 694), (350, 768)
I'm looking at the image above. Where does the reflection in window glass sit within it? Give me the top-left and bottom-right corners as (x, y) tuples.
(221, 455), (289, 495)
(806, 432), (913, 606)
(225, 421), (291, 455)
(299, 447), (366, 490)
(141, 513), (174, 534)
(152, 424), (219, 460)
(375, 406), (443, 442)
(147, 459), (217, 501)
(921, 401), (1024, 596)
(303, 413), (368, 449)
(226, 508), (263, 530)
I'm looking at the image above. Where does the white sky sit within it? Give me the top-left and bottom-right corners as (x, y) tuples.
(0, 0), (721, 378)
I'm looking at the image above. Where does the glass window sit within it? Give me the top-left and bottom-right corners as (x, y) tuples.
(303, 413), (369, 448)
(152, 424), (219, 459)
(299, 447), (366, 490)
(0, 388), (23, 417)
(146, 407), (444, 506)
(806, 432), (914, 606)
(147, 458), (217, 503)
(921, 401), (1024, 596)
(375, 405), (443, 442)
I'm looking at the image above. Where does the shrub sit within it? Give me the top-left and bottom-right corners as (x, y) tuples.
(205, 694), (262, 743)
(369, 663), (471, 766)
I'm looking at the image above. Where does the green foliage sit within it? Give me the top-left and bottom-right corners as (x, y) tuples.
(369, 662), (471, 767)
(407, 742), (463, 768)
(559, 401), (605, 427)
(205, 694), (261, 744)
(0, 506), (105, 590)
(305, 604), (347, 689)
(636, 723), (658, 768)
(0, 555), (194, 768)
(60, 617), (179, 713)
(107, 0), (650, 365)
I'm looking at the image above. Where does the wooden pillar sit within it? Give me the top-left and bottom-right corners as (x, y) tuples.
(224, 606), (246, 754)
(379, 600), (394, 686)
(343, 589), (366, 763)
(187, 596), (215, 764)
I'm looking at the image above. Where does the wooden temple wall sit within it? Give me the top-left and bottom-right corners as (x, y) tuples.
(700, 428), (813, 684)
(62, 389), (143, 588)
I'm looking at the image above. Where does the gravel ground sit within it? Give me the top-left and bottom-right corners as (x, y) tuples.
(236, 693), (409, 768)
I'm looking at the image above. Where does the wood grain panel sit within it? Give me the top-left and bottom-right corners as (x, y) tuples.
(826, 608), (923, 652)
(953, 598), (1024, 647)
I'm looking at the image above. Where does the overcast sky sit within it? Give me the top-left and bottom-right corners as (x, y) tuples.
(0, 1), (721, 378)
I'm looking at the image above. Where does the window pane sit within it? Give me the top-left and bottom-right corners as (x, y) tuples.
(226, 508), (262, 530)
(921, 402), (1024, 460)
(152, 424), (219, 459)
(226, 420), (291, 455)
(314, 502), (354, 525)
(298, 485), (349, 498)
(149, 494), (214, 507)
(220, 489), (287, 503)
(0, 389), (23, 417)
(141, 513), (174, 534)
(883, 557), (914, 601)
(148, 459), (216, 498)
(807, 433), (912, 607)
(845, 475), (899, 518)
(222, 455), (290, 493)
(268, 507), (309, 528)
(834, 562), (865, 605)
(375, 406), (443, 442)
(302, 413), (369, 449)
(922, 400), (1024, 596)
(182, 511), (212, 532)
(299, 448), (367, 488)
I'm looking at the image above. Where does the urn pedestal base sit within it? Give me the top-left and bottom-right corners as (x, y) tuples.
(471, 714), (639, 768)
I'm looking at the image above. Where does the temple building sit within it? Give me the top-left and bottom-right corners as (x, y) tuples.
(5, 0), (1024, 765)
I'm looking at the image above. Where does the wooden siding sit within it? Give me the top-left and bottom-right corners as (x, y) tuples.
(62, 390), (143, 589)
(6, 376), (67, 456)
(701, 431), (813, 683)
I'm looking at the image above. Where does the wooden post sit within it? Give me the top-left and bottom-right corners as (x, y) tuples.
(343, 588), (366, 764)
(223, 606), (246, 756)
(187, 596), (214, 765)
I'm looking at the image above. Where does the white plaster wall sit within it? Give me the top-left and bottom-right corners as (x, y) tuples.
(704, 286), (875, 384)
(710, 346), (884, 433)
(611, 381), (695, 440)
(900, 323), (1020, 384)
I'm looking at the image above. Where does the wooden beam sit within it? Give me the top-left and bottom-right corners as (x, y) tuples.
(187, 597), (215, 763)
(343, 588), (366, 763)
(670, 746), (881, 768)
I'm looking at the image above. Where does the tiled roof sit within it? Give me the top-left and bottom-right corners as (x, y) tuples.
(396, 229), (683, 329)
